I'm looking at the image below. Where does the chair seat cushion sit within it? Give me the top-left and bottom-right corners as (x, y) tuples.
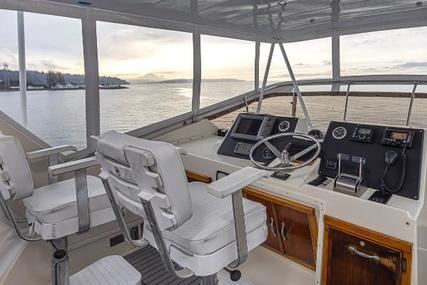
(23, 176), (111, 224)
(70, 255), (141, 285)
(162, 182), (266, 256)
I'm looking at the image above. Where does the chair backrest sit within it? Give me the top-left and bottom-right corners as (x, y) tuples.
(0, 133), (34, 200)
(96, 131), (192, 230)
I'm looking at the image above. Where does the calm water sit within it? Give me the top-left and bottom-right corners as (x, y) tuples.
(0, 81), (426, 149)
(0, 81), (254, 148)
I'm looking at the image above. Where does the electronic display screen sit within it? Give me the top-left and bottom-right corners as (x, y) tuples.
(391, 132), (408, 140)
(235, 118), (263, 136)
(358, 128), (372, 135)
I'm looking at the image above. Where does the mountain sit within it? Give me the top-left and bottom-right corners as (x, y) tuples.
(131, 73), (246, 84)
(0, 69), (128, 87)
(143, 78), (246, 84)
(131, 73), (165, 83)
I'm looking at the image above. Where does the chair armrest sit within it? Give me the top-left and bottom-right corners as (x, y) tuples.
(48, 157), (98, 176)
(207, 167), (268, 199)
(26, 145), (78, 160)
(48, 157), (98, 234)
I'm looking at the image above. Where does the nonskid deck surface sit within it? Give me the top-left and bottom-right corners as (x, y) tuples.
(125, 246), (254, 285)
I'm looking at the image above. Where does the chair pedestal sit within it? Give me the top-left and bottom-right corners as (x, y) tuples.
(201, 274), (218, 285)
(51, 237), (69, 285)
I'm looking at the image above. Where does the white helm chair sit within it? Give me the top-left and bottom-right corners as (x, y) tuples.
(0, 133), (140, 285)
(96, 130), (268, 285)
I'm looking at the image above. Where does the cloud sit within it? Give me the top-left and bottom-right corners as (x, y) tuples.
(394, 61), (427, 69)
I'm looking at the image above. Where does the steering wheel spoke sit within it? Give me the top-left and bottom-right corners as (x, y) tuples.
(264, 140), (283, 160)
(289, 143), (319, 162)
(249, 133), (321, 172)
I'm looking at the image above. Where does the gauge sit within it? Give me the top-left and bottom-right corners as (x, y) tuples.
(332, 126), (347, 140)
(278, 120), (290, 132)
(261, 147), (275, 160)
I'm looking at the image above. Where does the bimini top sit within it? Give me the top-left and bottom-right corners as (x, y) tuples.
(36, 0), (427, 42)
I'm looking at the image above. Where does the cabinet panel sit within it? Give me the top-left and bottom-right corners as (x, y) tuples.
(244, 187), (318, 270)
(276, 204), (316, 268)
(322, 216), (412, 285)
(245, 193), (283, 252)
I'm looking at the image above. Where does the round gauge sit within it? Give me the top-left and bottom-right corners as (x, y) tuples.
(332, 126), (347, 140)
(278, 120), (291, 132)
(261, 147), (275, 160)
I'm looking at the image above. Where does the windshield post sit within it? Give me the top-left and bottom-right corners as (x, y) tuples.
(192, 28), (201, 117)
(332, 33), (341, 92)
(17, 11), (27, 126)
(278, 42), (312, 129)
(82, 16), (100, 151)
(256, 43), (275, 113)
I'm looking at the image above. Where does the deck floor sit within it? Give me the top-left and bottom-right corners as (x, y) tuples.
(125, 245), (314, 285)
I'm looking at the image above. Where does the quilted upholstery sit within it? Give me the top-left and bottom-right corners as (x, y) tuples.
(160, 182), (266, 255)
(23, 176), (110, 223)
(0, 134), (34, 199)
(97, 131), (192, 228)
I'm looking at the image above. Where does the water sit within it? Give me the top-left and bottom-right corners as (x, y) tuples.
(1, 81), (426, 149)
(0, 81), (254, 148)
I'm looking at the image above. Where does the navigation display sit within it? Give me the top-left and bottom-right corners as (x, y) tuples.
(235, 118), (263, 136)
(391, 132), (408, 140)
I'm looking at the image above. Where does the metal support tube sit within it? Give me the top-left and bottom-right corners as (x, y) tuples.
(51, 238), (69, 285)
(192, 28), (202, 115)
(82, 17), (100, 151)
(291, 88), (297, 117)
(278, 43), (312, 129)
(343, 82), (351, 121)
(254, 41), (260, 91)
(0, 193), (41, 242)
(17, 11), (27, 125)
(331, 33), (341, 92)
(200, 275), (218, 285)
(75, 169), (90, 233)
(406, 82), (418, 126)
(229, 190), (248, 268)
(140, 197), (194, 279)
(100, 174), (149, 248)
(48, 154), (59, 184)
(256, 43), (275, 113)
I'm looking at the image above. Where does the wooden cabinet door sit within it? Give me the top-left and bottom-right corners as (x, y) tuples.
(327, 228), (403, 285)
(276, 203), (317, 268)
(322, 216), (412, 285)
(245, 193), (283, 252)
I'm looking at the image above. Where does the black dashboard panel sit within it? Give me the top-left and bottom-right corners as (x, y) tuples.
(217, 113), (299, 160)
(319, 121), (424, 200)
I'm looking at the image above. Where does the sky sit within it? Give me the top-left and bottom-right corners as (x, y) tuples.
(1, 9), (427, 82)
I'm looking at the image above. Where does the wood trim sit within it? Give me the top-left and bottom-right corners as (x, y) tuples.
(323, 216), (412, 252)
(308, 213), (319, 260)
(243, 186), (316, 215)
(185, 170), (212, 183)
(321, 215), (412, 285)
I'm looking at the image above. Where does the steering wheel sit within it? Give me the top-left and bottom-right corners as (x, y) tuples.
(249, 132), (321, 172)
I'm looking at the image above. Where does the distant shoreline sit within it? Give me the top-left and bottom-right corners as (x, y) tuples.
(0, 85), (129, 92)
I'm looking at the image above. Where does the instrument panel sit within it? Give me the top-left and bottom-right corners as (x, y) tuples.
(217, 113), (300, 160)
(319, 121), (424, 200)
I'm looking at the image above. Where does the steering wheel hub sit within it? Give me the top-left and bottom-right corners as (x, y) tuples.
(249, 132), (321, 172)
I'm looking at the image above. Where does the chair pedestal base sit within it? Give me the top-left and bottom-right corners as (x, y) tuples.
(51, 238), (69, 285)
(201, 274), (218, 285)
